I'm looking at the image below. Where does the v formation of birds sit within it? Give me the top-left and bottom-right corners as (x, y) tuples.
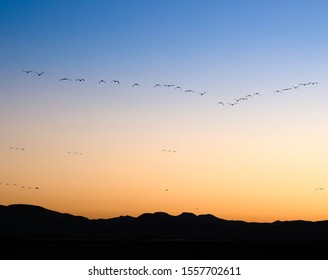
(22, 69), (318, 107)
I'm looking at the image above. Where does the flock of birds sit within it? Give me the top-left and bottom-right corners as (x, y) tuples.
(21, 69), (319, 110)
(9, 146), (84, 156)
(217, 81), (318, 107)
(21, 69), (208, 97)
(162, 149), (177, 153)
(9, 146), (26, 151)
(0, 182), (40, 191)
(4, 69), (321, 195)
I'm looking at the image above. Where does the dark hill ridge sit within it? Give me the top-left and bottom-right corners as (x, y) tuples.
(1, 204), (328, 241)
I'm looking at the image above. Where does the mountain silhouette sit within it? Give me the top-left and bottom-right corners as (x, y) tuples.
(1, 204), (328, 259)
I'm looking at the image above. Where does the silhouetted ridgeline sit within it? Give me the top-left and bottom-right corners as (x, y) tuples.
(1, 204), (328, 241)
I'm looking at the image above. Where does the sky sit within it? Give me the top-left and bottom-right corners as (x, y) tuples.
(0, 0), (327, 222)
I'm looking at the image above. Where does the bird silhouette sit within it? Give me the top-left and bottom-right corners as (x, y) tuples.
(98, 80), (106, 84)
(175, 86), (182, 90)
(217, 101), (224, 106)
(35, 71), (44, 76)
(132, 83), (140, 87)
(22, 70), (33, 73)
(35, 187), (39, 190)
(76, 78), (85, 82)
(253, 92), (261, 96)
(185, 89), (194, 93)
(163, 84), (175, 87)
(198, 91), (206, 96)
(111, 80), (120, 84)
(60, 78), (71, 81)
(154, 84), (162, 88)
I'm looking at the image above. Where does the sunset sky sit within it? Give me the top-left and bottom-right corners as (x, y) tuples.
(1, 0), (327, 222)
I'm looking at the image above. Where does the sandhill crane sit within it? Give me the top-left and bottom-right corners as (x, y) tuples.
(111, 80), (120, 84)
(132, 83), (140, 87)
(154, 84), (162, 88)
(35, 71), (44, 76)
(185, 89), (194, 93)
(98, 80), (106, 84)
(198, 91), (206, 96)
(22, 70), (33, 73)
(217, 101), (224, 106)
(60, 78), (71, 81)
(175, 86), (182, 90)
(253, 92), (261, 96)
(76, 78), (85, 82)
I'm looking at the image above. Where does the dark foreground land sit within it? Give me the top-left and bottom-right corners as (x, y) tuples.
(1, 204), (328, 260)
(1, 238), (328, 259)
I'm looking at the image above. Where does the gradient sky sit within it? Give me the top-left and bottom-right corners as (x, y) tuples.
(1, 0), (328, 222)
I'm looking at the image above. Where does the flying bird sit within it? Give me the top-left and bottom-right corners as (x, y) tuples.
(60, 78), (71, 81)
(76, 78), (85, 82)
(35, 71), (44, 76)
(98, 80), (106, 84)
(185, 89), (194, 93)
(253, 92), (261, 96)
(35, 187), (39, 190)
(22, 70), (33, 73)
(132, 83), (140, 87)
(175, 86), (182, 90)
(111, 80), (120, 84)
(198, 91), (206, 96)
(163, 84), (175, 87)
(154, 84), (162, 88)
(217, 101), (224, 106)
